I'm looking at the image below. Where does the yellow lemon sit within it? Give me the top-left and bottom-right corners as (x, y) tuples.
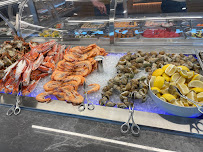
(150, 76), (156, 87)
(191, 88), (203, 93)
(174, 100), (184, 107)
(162, 64), (171, 71)
(177, 66), (190, 72)
(191, 74), (203, 81)
(179, 70), (188, 78)
(162, 94), (176, 103)
(153, 76), (165, 89)
(187, 71), (194, 79)
(188, 80), (203, 89)
(160, 88), (169, 94)
(151, 87), (161, 94)
(159, 97), (167, 102)
(162, 73), (170, 82)
(152, 68), (164, 76)
(165, 64), (177, 76)
(197, 92), (203, 102)
(170, 73), (180, 82)
(156, 93), (161, 98)
(176, 76), (186, 84)
(177, 83), (190, 95)
(187, 91), (198, 102)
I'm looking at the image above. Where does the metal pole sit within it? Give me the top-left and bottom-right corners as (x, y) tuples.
(109, 0), (116, 44)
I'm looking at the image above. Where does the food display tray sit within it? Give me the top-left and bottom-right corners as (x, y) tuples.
(0, 46), (203, 137)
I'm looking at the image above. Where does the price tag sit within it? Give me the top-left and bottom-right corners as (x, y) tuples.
(122, 30), (128, 34)
(109, 32), (114, 36)
(176, 29), (183, 33)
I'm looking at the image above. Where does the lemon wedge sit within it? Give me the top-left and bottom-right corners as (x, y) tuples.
(187, 91), (198, 102)
(191, 87), (203, 93)
(162, 73), (170, 82)
(150, 76), (156, 87)
(162, 94), (176, 103)
(174, 100), (184, 107)
(159, 97), (167, 102)
(197, 92), (203, 102)
(152, 68), (164, 76)
(176, 76), (186, 84)
(170, 73), (180, 82)
(162, 64), (171, 71)
(177, 83), (190, 95)
(188, 80), (203, 89)
(165, 64), (177, 76)
(151, 87), (161, 94)
(177, 66), (190, 72)
(191, 74), (203, 81)
(179, 70), (188, 78)
(187, 71), (194, 79)
(156, 93), (161, 98)
(153, 76), (165, 89)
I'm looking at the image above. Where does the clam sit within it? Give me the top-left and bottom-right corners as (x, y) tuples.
(105, 101), (116, 107)
(145, 67), (152, 72)
(143, 61), (151, 68)
(149, 58), (159, 63)
(121, 91), (130, 97)
(135, 57), (144, 63)
(159, 51), (165, 55)
(117, 103), (128, 109)
(99, 97), (108, 105)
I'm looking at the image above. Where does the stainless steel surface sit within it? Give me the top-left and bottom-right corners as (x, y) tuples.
(120, 92), (140, 136)
(94, 56), (104, 73)
(123, 0), (127, 18)
(109, 0), (116, 44)
(27, 0), (40, 25)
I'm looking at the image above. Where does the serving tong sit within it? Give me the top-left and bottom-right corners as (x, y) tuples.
(120, 92), (140, 136)
(170, 85), (203, 114)
(78, 81), (95, 112)
(7, 83), (23, 116)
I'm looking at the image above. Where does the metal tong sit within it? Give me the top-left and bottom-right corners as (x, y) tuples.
(120, 92), (140, 136)
(7, 83), (23, 116)
(171, 85), (203, 114)
(78, 81), (95, 112)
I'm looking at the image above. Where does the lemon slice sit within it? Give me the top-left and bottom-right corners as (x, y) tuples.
(197, 92), (203, 102)
(162, 73), (170, 82)
(187, 91), (198, 102)
(162, 64), (171, 71)
(177, 66), (190, 72)
(179, 70), (188, 78)
(152, 68), (164, 76)
(151, 87), (161, 94)
(160, 88), (169, 94)
(156, 93), (161, 98)
(170, 82), (176, 87)
(165, 65), (177, 76)
(153, 76), (165, 89)
(191, 87), (203, 93)
(188, 80), (203, 89)
(173, 100), (184, 107)
(162, 94), (176, 103)
(177, 83), (190, 95)
(191, 74), (203, 81)
(170, 73), (180, 82)
(176, 76), (186, 84)
(159, 97), (167, 102)
(187, 71), (194, 79)
(150, 76), (156, 87)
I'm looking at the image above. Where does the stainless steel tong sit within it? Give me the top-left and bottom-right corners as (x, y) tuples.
(7, 83), (23, 116)
(78, 81), (95, 112)
(171, 85), (203, 114)
(120, 92), (140, 136)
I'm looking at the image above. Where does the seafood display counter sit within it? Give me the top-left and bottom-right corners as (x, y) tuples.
(1, 0), (203, 138)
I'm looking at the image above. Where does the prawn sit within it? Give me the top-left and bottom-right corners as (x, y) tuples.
(43, 81), (62, 91)
(36, 91), (53, 102)
(53, 92), (65, 101)
(70, 90), (84, 104)
(87, 84), (100, 94)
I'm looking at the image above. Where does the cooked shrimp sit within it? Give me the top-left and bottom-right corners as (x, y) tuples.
(63, 75), (82, 85)
(36, 91), (53, 102)
(62, 81), (79, 91)
(74, 60), (92, 72)
(74, 68), (89, 77)
(53, 92), (65, 101)
(54, 71), (72, 81)
(87, 84), (100, 94)
(43, 81), (62, 91)
(63, 90), (74, 102)
(57, 60), (74, 70)
(70, 90), (84, 104)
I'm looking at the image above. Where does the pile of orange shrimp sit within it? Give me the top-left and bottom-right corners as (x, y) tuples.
(0, 40), (67, 95)
(36, 44), (108, 105)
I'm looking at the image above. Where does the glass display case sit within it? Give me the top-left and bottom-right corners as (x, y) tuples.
(0, 0), (203, 138)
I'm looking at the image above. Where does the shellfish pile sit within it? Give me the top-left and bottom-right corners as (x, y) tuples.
(36, 44), (108, 104)
(0, 36), (35, 79)
(0, 40), (66, 95)
(100, 51), (201, 109)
